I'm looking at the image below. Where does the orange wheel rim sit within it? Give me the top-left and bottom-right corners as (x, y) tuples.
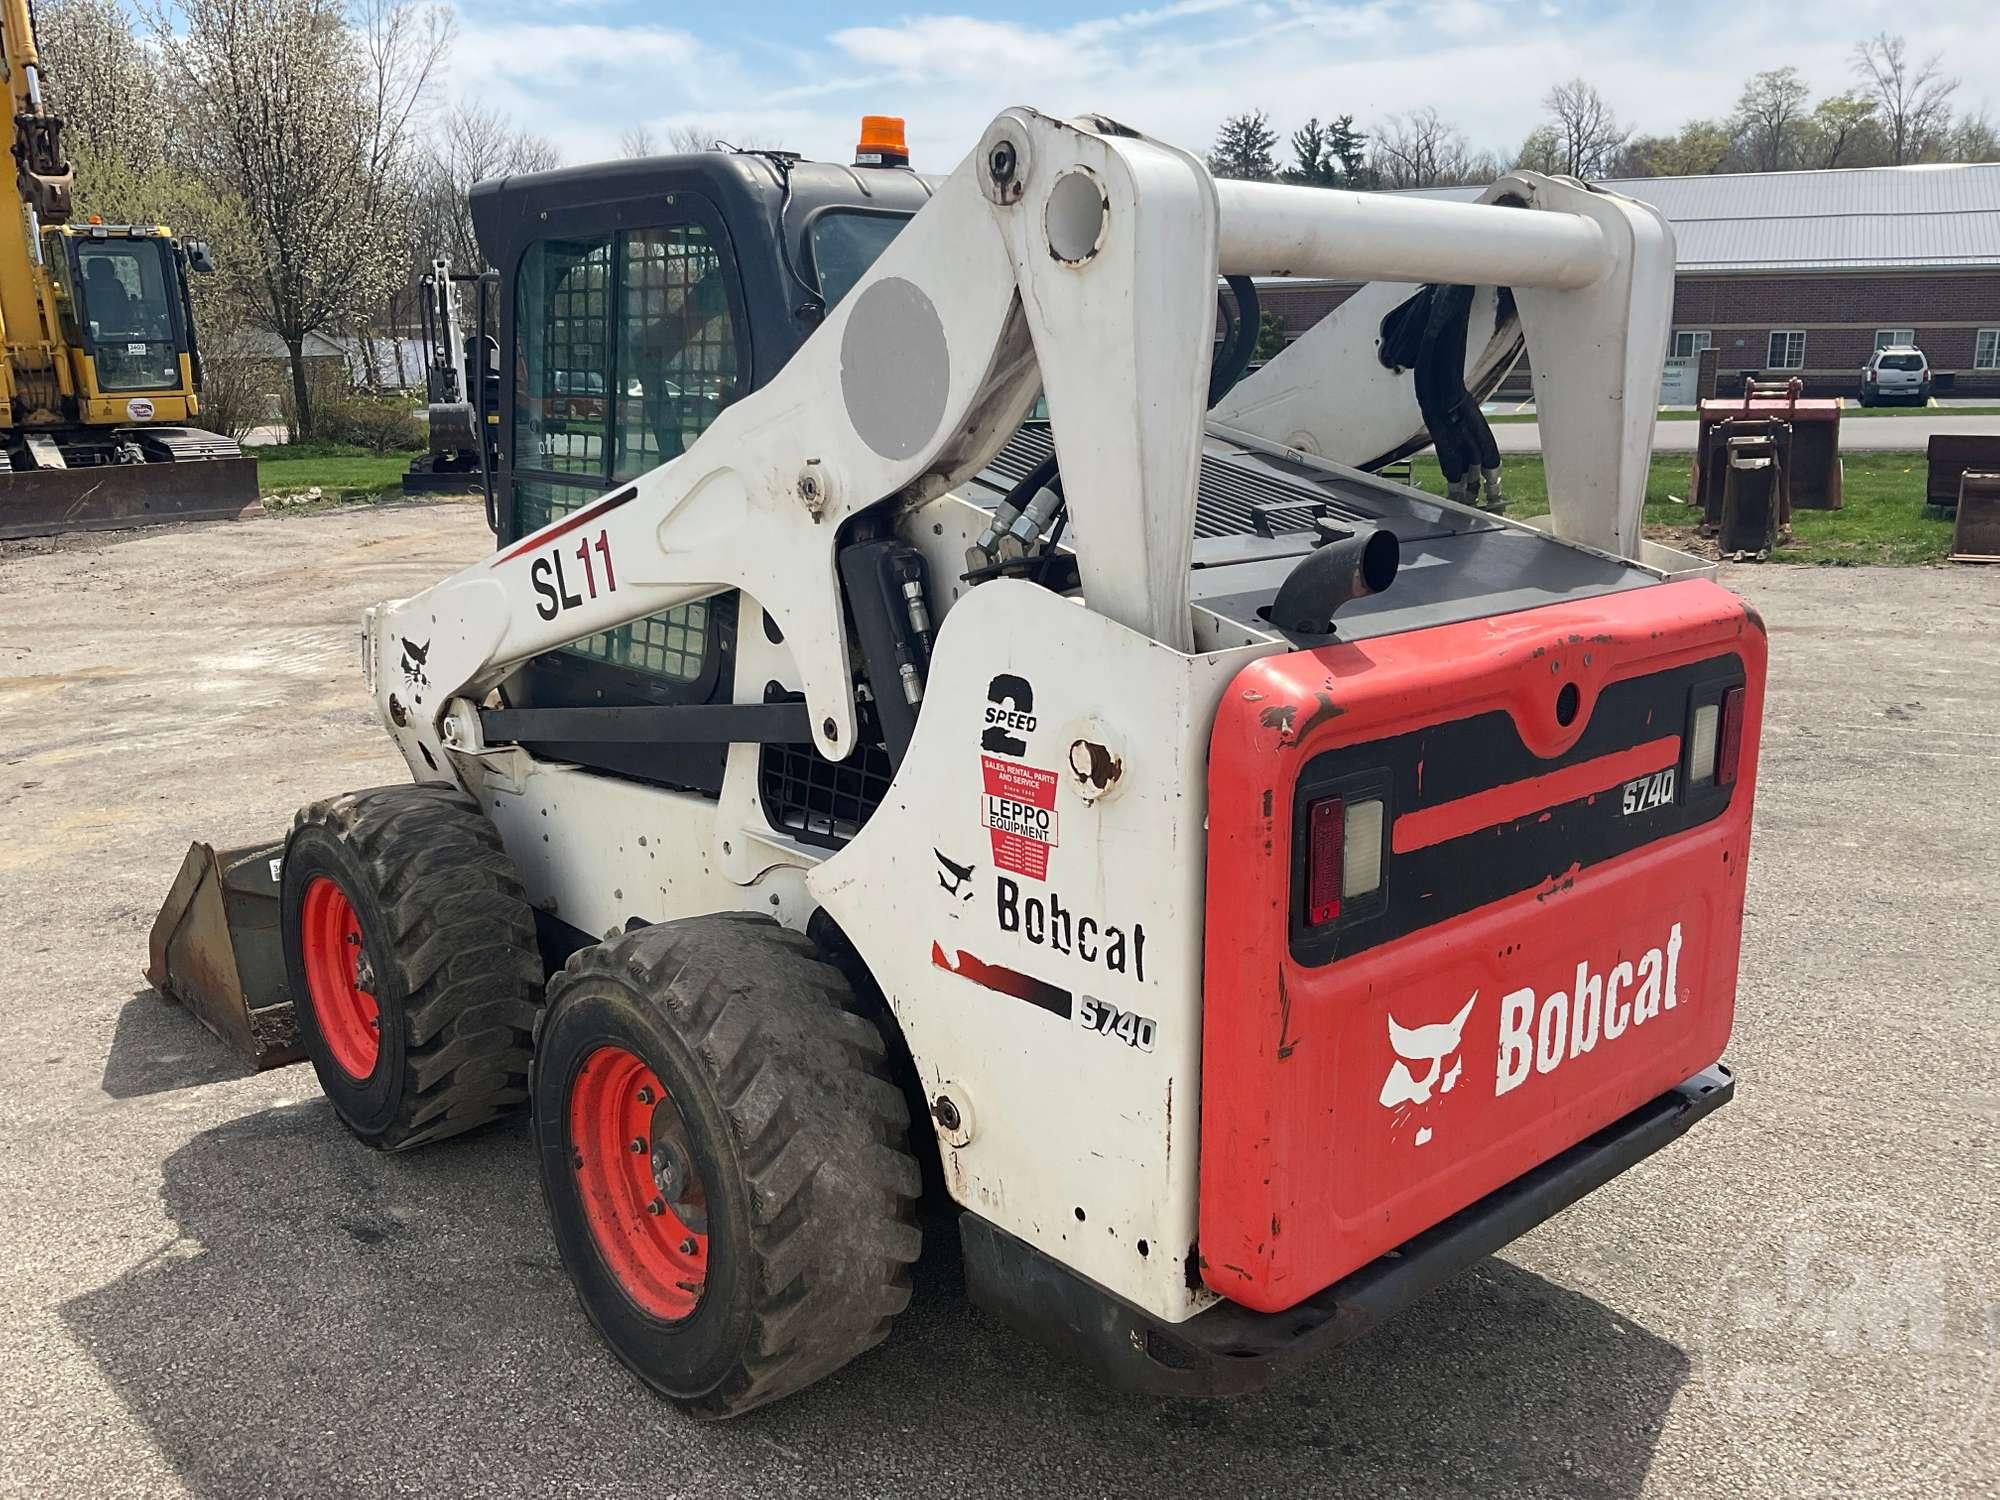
(300, 876), (380, 1079)
(567, 1045), (710, 1321)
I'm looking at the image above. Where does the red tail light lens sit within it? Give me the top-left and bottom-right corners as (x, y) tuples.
(1306, 795), (1343, 925)
(1716, 684), (1746, 788)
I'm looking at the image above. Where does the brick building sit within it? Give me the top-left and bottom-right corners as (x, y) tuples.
(1256, 161), (2000, 399)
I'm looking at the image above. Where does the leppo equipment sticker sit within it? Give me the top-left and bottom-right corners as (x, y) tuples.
(981, 754), (1059, 879)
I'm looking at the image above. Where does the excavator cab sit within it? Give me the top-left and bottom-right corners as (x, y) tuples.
(45, 223), (201, 423)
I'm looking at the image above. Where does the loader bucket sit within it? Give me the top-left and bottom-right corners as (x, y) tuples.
(0, 455), (261, 541)
(144, 841), (305, 1070)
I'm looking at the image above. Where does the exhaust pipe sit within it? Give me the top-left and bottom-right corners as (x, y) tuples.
(1268, 526), (1399, 636)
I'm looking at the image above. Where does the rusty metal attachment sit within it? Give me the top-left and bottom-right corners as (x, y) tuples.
(1949, 470), (2000, 564)
(144, 840), (304, 1070)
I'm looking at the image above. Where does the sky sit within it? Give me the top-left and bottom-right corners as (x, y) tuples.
(448, 0), (1999, 172)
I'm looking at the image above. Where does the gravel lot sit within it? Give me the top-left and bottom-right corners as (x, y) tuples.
(1, 499), (1994, 1499)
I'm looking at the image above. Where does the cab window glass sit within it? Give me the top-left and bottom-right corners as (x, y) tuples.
(612, 224), (742, 482)
(514, 218), (745, 688)
(76, 239), (179, 392)
(808, 212), (908, 309)
(515, 236), (612, 478)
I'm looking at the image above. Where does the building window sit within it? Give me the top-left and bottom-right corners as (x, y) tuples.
(1875, 329), (1916, 351)
(1976, 329), (1999, 370)
(1767, 331), (1806, 370)
(1672, 331), (1712, 358)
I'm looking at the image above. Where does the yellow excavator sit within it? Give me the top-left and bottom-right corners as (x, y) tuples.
(0, 0), (257, 540)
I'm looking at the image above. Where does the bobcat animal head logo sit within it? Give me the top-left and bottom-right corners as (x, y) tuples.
(1378, 993), (1477, 1146)
(400, 637), (430, 692)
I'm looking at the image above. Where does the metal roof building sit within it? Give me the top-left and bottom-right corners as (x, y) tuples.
(1407, 161), (2000, 273)
(1261, 161), (2000, 396)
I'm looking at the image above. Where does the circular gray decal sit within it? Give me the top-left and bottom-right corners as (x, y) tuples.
(840, 276), (950, 461)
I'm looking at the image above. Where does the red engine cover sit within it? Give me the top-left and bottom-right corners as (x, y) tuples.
(1199, 579), (1766, 1314)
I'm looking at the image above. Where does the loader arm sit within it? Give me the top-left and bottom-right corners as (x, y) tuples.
(366, 110), (1667, 790)
(368, 106), (1221, 773)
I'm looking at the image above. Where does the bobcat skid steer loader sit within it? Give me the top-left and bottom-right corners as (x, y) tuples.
(152, 108), (1760, 1417)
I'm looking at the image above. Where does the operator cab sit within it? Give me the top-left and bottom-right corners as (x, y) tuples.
(47, 221), (206, 399)
(468, 142), (932, 799)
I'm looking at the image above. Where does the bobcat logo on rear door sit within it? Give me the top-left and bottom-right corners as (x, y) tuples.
(1378, 993), (1476, 1147)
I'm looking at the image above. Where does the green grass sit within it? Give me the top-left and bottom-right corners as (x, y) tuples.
(1485, 404), (2000, 424)
(255, 444), (421, 503)
(1407, 451), (1955, 566)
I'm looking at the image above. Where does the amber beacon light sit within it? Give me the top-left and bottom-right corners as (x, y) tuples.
(854, 115), (910, 168)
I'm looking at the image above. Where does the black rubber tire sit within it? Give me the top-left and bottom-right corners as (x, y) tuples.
(281, 784), (544, 1151)
(534, 914), (922, 1419)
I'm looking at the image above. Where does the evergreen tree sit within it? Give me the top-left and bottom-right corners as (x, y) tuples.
(1209, 110), (1279, 181)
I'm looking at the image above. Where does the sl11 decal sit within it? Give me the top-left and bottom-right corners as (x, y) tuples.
(531, 528), (618, 622)
(996, 875), (1146, 980)
(1621, 766), (1677, 816)
(1078, 996), (1156, 1052)
(983, 755), (1059, 880)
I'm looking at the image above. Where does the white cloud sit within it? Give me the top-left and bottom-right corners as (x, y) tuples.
(442, 0), (2000, 174)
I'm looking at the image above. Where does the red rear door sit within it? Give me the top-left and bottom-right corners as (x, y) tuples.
(1199, 578), (1765, 1314)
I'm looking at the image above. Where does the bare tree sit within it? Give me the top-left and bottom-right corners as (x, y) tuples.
(1730, 67), (1812, 173)
(423, 102), (559, 270)
(145, 0), (454, 439)
(1540, 78), (1629, 179)
(1851, 33), (1958, 165)
(619, 124), (660, 158)
(669, 124), (725, 153)
(1370, 107), (1487, 189)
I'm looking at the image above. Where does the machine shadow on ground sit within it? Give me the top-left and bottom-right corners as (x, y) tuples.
(62, 1099), (1690, 1498)
(99, 991), (261, 1100)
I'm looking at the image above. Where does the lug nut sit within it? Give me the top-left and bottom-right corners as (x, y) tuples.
(646, 1198), (666, 1216)
(636, 1087), (654, 1105)
(629, 1137), (646, 1154)
(680, 1237), (697, 1255)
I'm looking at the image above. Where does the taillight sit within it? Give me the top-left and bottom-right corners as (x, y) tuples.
(1304, 794), (1386, 927)
(1690, 686), (1746, 788)
(1716, 685), (1745, 787)
(1306, 796), (1343, 924)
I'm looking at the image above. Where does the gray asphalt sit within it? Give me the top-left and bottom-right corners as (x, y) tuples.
(1491, 409), (2000, 454)
(1, 501), (1995, 1498)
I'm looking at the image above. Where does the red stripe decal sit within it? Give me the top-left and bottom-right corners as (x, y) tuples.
(490, 486), (637, 567)
(1391, 735), (1681, 854)
(931, 942), (1073, 1019)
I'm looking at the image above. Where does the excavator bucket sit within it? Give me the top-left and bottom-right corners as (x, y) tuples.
(0, 453), (261, 541)
(144, 840), (305, 1070)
